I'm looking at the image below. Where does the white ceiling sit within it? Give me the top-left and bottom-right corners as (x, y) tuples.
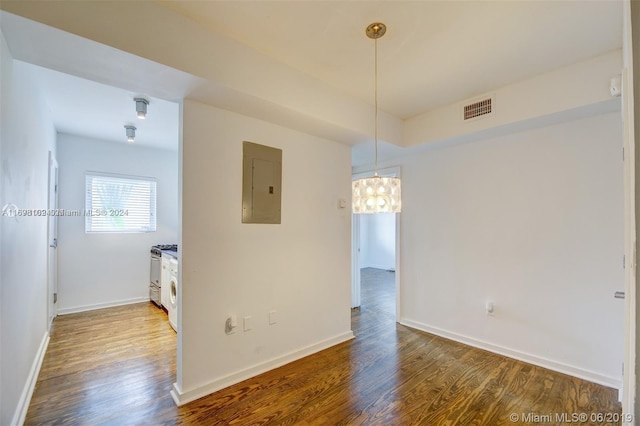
(28, 63), (179, 151)
(0, 1), (623, 158)
(162, 1), (622, 119)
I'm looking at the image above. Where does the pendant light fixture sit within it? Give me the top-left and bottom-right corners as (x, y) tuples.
(352, 22), (402, 214)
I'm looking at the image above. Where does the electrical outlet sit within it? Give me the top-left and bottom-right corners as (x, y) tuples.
(244, 316), (252, 331)
(269, 310), (277, 325)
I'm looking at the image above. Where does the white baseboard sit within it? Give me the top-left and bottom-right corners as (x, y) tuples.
(57, 297), (149, 315)
(11, 332), (50, 426)
(360, 264), (395, 271)
(170, 331), (355, 406)
(400, 319), (622, 391)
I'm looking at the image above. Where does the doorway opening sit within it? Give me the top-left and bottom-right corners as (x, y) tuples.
(351, 167), (401, 328)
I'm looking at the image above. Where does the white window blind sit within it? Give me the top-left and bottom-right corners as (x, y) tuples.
(85, 172), (157, 233)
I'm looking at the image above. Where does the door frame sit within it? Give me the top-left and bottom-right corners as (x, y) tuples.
(47, 151), (59, 330)
(351, 166), (401, 322)
(622, 0), (636, 414)
(351, 212), (361, 308)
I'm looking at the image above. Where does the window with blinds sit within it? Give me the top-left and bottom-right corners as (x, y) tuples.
(85, 172), (157, 233)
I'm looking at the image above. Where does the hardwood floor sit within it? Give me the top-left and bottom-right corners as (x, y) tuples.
(25, 303), (178, 425)
(26, 269), (621, 425)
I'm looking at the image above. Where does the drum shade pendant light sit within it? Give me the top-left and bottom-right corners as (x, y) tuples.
(352, 23), (402, 214)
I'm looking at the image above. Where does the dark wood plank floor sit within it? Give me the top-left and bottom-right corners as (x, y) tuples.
(26, 268), (621, 425)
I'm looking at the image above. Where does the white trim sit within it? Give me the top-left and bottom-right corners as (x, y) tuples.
(57, 297), (149, 315)
(351, 213), (361, 308)
(360, 264), (395, 271)
(622, 0), (636, 415)
(400, 319), (622, 391)
(394, 209), (401, 322)
(47, 151), (59, 331)
(84, 169), (157, 182)
(11, 332), (50, 426)
(170, 331), (355, 406)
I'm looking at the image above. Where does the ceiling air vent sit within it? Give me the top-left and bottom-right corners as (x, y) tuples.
(463, 96), (493, 121)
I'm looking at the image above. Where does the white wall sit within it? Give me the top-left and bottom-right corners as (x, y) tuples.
(360, 213), (395, 270)
(405, 50), (622, 147)
(0, 41), (56, 425)
(56, 134), (178, 313)
(176, 100), (353, 404)
(396, 112), (624, 388)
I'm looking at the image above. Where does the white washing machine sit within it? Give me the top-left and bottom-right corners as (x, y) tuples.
(168, 258), (178, 332)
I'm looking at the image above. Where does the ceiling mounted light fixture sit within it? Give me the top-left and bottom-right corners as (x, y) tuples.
(352, 22), (401, 214)
(134, 97), (149, 119)
(124, 125), (136, 143)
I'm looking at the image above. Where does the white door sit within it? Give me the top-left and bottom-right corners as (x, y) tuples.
(47, 152), (59, 329)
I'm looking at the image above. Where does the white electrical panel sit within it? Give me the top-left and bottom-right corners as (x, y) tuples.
(242, 141), (282, 224)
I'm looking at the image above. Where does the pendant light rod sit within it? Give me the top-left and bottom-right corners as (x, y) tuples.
(367, 22), (386, 176)
(352, 22), (401, 215)
(374, 35), (379, 175)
